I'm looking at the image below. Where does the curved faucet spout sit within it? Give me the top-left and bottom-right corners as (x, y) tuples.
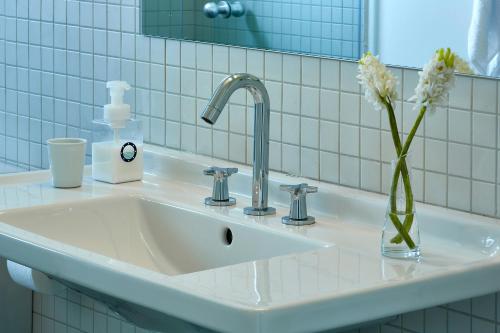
(201, 73), (276, 216)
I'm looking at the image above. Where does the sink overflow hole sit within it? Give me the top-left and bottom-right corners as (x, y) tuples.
(223, 228), (233, 245)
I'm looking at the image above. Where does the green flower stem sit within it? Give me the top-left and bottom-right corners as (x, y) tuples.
(384, 101), (415, 249)
(389, 106), (427, 246)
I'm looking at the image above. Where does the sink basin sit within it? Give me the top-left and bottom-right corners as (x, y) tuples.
(0, 196), (326, 276)
(2, 146), (500, 333)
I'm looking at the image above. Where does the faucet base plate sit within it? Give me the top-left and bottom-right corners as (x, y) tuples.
(243, 207), (276, 216)
(282, 216), (316, 226)
(205, 197), (236, 206)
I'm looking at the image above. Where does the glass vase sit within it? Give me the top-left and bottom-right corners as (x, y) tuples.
(382, 154), (421, 259)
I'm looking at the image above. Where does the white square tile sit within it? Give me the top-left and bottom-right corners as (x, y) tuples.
(301, 117), (319, 149)
(449, 76), (472, 109)
(471, 294), (496, 320)
(361, 159), (381, 192)
(472, 318), (495, 333)
(339, 92), (360, 124)
(282, 54), (300, 84)
(301, 86), (319, 118)
(472, 180), (495, 215)
(448, 143), (471, 178)
(107, 4), (120, 30)
(320, 58), (340, 90)
(150, 63), (165, 91)
(150, 38), (166, 65)
(448, 176), (471, 211)
(301, 148), (319, 179)
(340, 155), (359, 187)
(425, 307), (447, 333)
(282, 114), (300, 145)
(262, 52), (283, 81)
(229, 47), (246, 73)
(449, 108), (471, 144)
(425, 139), (447, 173)
(320, 89), (339, 121)
(135, 61), (150, 89)
(360, 99), (381, 128)
(196, 43), (212, 71)
(282, 144), (300, 176)
(181, 124), (196, 152)
(166, 40), (180, 66)
(320, 151), (339, 183)
(265, 80), (282, 111)
(269, 111), (281, 141)
(165, 121), (180, 149)
(381, 131), (397, 163)
(150, 91), (165, 119)
(212, 130), (228, 160)
(472, 112), (496, 147)
(180, 96), (196, 124)
(166, 66), (181, 94)
(340, 124), (359, 156)
(180, 41), (196, 68)
(229, 104), (246, 134)
(320, 120), (338, 153)
(340, 61), (359, 93)
(247, 50), (264, 79)
(121, 5), (135, 32)
(472, 146), (496, 182)
(92, 3), (107, 29)
(360, 127), (380, 160)
(425, 108), (447, 140)
(269, 140), (282, 171)
(197, 126), (212, 156)
(212, 45), (229, 73)
(473, 78), (496, 113)
(196, 71), (212, 99)
(301, 57), (320, 87)
(180, 68), (196, 97)
(282, 83), (300, 115)
(402, 310), (424, 333)
(425, 172), (447, 206)
(403, 69), (419, 101)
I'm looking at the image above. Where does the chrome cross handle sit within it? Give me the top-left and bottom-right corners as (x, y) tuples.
(280, 183), (318, 225)
(203, 167), (238, 206)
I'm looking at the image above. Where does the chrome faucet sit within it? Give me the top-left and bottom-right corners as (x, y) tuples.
(201, 73), (276, 216)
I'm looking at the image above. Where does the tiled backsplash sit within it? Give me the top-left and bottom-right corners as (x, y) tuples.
(2, 1), (500, 333)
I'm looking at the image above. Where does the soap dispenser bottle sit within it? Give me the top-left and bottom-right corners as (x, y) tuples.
(92, 81), (143, 184)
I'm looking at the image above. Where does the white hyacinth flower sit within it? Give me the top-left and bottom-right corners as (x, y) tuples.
(410, 48), (457, 111)
(357, 53), (398, 112)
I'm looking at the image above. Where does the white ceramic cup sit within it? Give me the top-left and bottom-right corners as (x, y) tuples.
(47, 138), (87, 188)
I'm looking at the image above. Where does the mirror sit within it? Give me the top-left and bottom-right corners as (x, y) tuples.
(141, 0), (500, 78)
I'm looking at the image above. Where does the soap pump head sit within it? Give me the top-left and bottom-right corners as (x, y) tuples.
(104, 81), (131, 129)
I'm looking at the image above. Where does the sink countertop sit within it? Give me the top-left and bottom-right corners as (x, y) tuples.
(0, 145), (499, 333)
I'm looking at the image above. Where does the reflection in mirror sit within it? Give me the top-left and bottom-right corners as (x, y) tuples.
(141, 0), (500, 78)
(141, 0), (363, 60)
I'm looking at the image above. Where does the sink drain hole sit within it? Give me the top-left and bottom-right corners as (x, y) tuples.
(223, 228), (233, 245)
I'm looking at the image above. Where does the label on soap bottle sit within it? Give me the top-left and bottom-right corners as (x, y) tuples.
(120, 142), (137, 162)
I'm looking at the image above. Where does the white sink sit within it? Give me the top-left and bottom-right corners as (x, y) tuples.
(0, 195), (327, 276)
(1, 145), (500, 333)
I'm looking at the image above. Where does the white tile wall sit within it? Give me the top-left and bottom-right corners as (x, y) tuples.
(1, 1), (500, 333)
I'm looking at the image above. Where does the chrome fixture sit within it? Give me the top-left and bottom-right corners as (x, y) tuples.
(201, 74), (276, 216)
(203, 1), (245, 19)
(280, 183), (318, 226)
(203, 167), (238, 206)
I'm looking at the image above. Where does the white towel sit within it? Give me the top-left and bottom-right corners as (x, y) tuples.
(468, 0), (500, 76)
